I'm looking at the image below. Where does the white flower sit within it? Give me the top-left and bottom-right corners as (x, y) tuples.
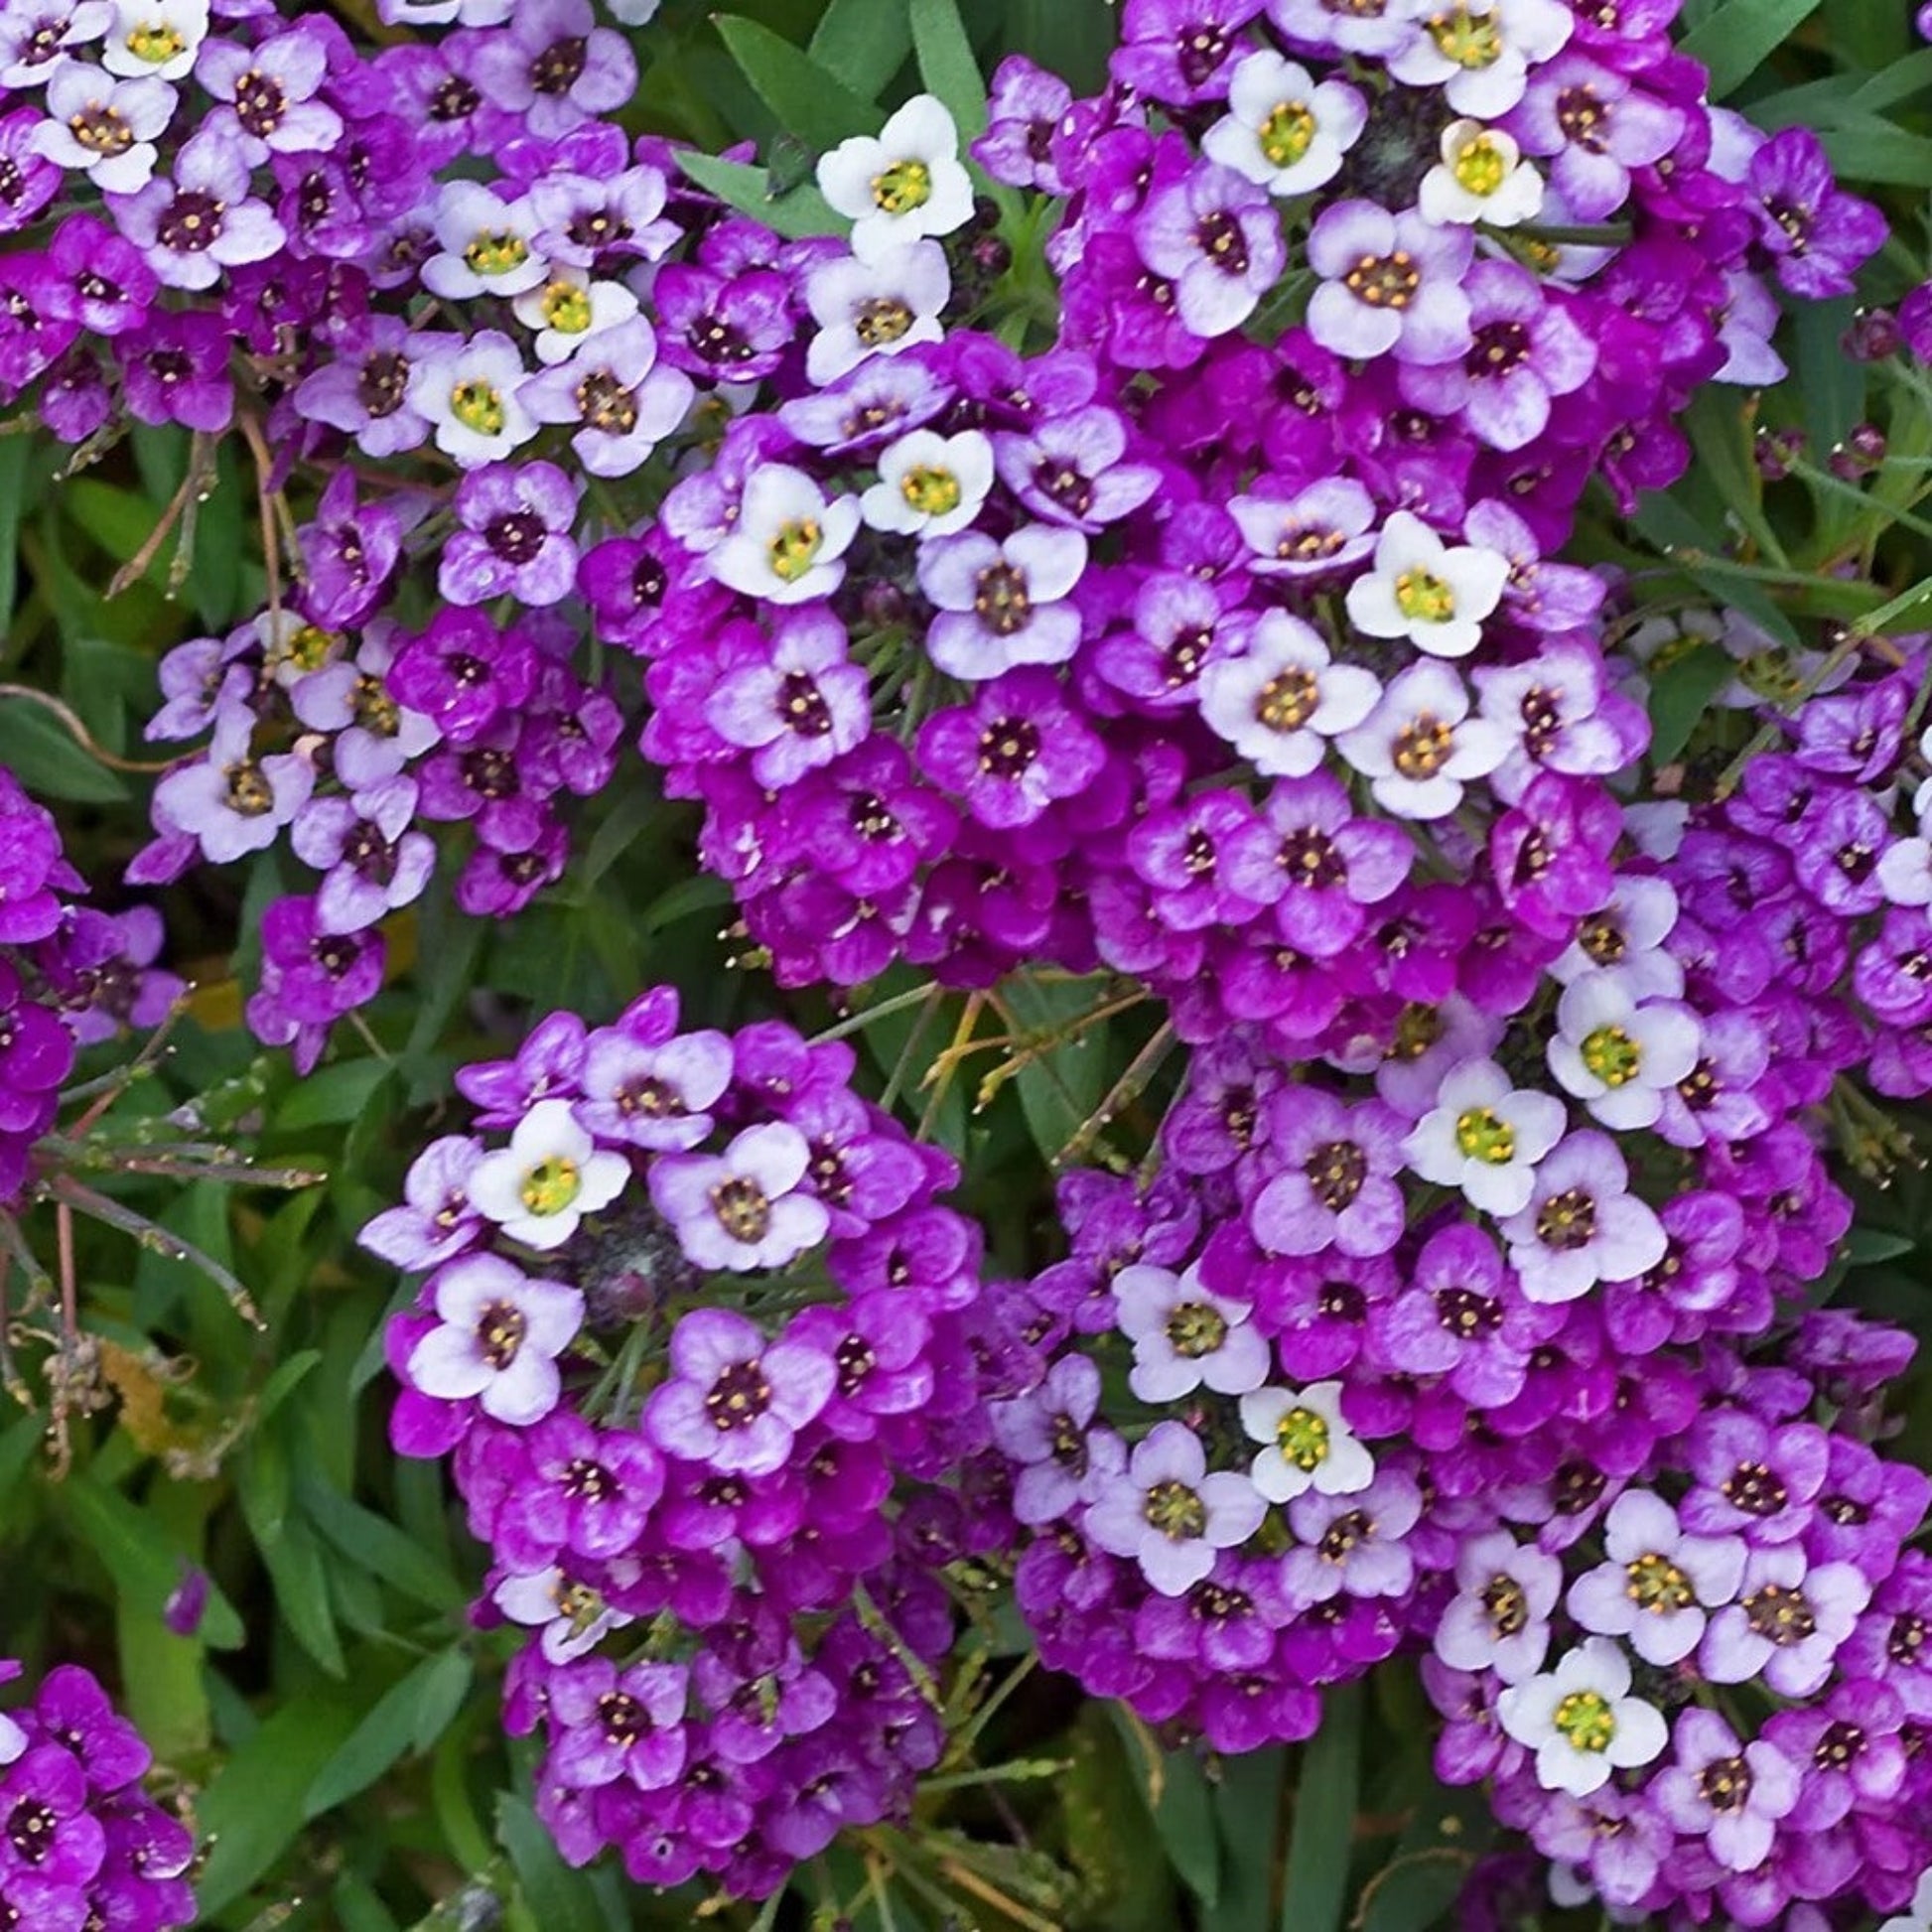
(1345, 511), (1509, 659)
(1496, 1638), (1668, 1797)
(1197, 611), (1381, 779)
(804, 240), (950, 386)
(102, 0), (207, 79)
(1402, 1057), (1567, 1216)
(1337, 660), (1511, 820)
(861, 427), (994, 538)
(511, 266), (640, 366)
(410, 330), (539, 468)
(1546, 972), (1701, 1132)
(422, 181), (549, 302)
(32, 64), (174, 193)
(1200, 51), (1366, 198)
(465, 1098), (630, 1250)
(708, 464), (861, 607)
(493, 1564), (635, 1666)
(1114, 1261), (1270, 1403)
(254, 609), (344, 692)
(1419, 120), (1545, 227)
(1386, 0), (1575, 118)
(817, 93), (975, 263)
(1239, 1381), (1374, 1504)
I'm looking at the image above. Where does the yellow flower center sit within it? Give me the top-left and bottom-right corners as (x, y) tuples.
(1453, 1106), (1517, 1164)
(1275, 1406), (1330, 1472)
(1395, 567), (1456, 623)
(767, 517), (824, 584)
(1581, 1024), (1641, 1088)
(1258, 100), (1316, 170)
(1452, 133), (1510, 197)
(1165, 1301), (1229, 1360)
(1428, 5), (1506, 66)
(519, 1156), (581, 1217)
(1553, 1689), (1616, 1752)
(450, 379), (505, 436)
(463, 230), (529, 277)
(540, 283), (593, 334)
(899, 464), (961, 516)
(125, 23), (187, 64)
(871, 158), (933, 215)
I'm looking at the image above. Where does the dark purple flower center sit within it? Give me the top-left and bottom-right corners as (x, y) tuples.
(1555, 85), (1607, 151)
(569, 207), (631, 252)
(1318, 1509), (1371, 1560)
(705, 1359), (772, 1430)
(1174, 22), (1229, 86)
(69, 102), (133, 156)
(978, 716), (1039, 778)
(563, 1456), (615, 1502)
(599, 1690), (645, 1743)
(1535, 1186), (1596, 1250)
(779, 672), (832, 739)
(1553, 1460), (1605, 1514)
(486, 509), (549, 565)
(234, 69), (287, 137)
(1480, 1573), (1528, 1635)
(312, 932), (363, 980)
(1835, 840), (1877, 884)
(1305, 1139), (1367, 1210)
(1815, 1720), (1865, 1771)
(973, 563), (1033, 635)
(687, 314), (753, 365)
(1278, 825), (1345, 888)
(0, 156), (21, 207)
(356, 349), (408, 418)
(1344, 250), (1420, 311)
(1698, 1753), (1751, 1811)
(1721, 1459), (1787, 1516)
(577, 368), (639, 434)
(1677, 1060), (1720, 1110)
(1743, 1583), (1817, 1645)
(833, 1333), (874, 1393)
(1035, 458), (1094, 518)
(461, 748), (518, 800)
(146, 347), (191, 387)
(5, 1800), (53, 1864)
(344, 821), (398, 884)
(1820, 1492), (1869, 1526)
(1436, 1287), (1500, 1337)
(1191, 1580), (1253, 1623)
(530, 35), (588, 94)
(1318, 1278), (1365, 1322)
(159, 189), (225, 254)
(1890, 1614), (1927, 1666)
(1764, 198), (1812, 250)
(430, 73), (481, 120)
(1195, 209), (1250, 276)
(709, 1175), (771, 1244)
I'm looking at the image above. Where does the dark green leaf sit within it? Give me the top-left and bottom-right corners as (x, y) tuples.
(261, 1515), (347, 1676)
(808, 0), (913, 100)
(305, 1649), (475, 1816)
(713, 16), (881, 152)
(275, 1057), (396, 1131)
(0, 697), (129, 803)
(1281, 1680), (1363, 1932)
(674, 151), (846, 238)
(910, 0), (987, 136)
(1820, 119), (1932, 189)
(0, 439), (32, 630)
(499, 1791), (622, 1929)
(301, 1469), (470, 1611)
(57, 1473), (246, 1648)
(1678, 0), (1822, 97)
(999, 973), (1113, 1165)
(1847, 1229), (1917, 1267)
(1646, 643), (1735, 766)
(1213, 1747), (1287, 1932)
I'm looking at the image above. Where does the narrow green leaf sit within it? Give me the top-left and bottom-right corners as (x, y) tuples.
(1847, 1229), (1917, 1267)
(0, 698), (129, 803)
(261, 1515), (346, 1676)
(1105, 1708), (1221, 1910)
(275, 1057), (395, 1131)
(255, 1348), (325, 1426)
(1213, 1747), (1287, 1932)
(1645, 643), (1735, 766)
(57, 1473), (246, 1648)
(499, 1791), (614, 1927)
(808, 0), (913, 101)
(1820, 118), (1932, 188)
(675, 151), (846, 239)
(0, 439), (31, 629)
(910, 0), (987, 136)
(713, 16), (880, 151)
(1281, 1681), (1363, 1932)
(300, 1469), (470, 1611)
(195, 1690), (360, 1913)
(305, 1649), (474, 1817)
(1677, 0), (1822, 97)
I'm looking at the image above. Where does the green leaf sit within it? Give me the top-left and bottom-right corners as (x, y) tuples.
(0, 697), (129, 803)
(260, 1515), (347, 1676)
(57, 1473), (246, 1648)
(300, 1469), (470, 1611)
(305, 1649), (475, 1817)
(1847, 1229), (1917, 1267)
(1213, 1747), (1287, 1932)
(713, 16), (880, 152)
(807, 0), (913, 102)
(910, 0), (987, 136)
(1645, 643), (1735, 766)
(499, 1791), (623, 1930)
(0, 439), (32, 630)
(1104, 1708), (1221, 1910)
(674, 151), (846, 239)
(1682, 388), (1778, 564)
(1820, 118), (1932, 189)
(1677, 0), (1822, 97)
(999, 972), (1114, 1165)
(195, 1689), (360, 1913)
(1281, 1680), (1363, 1932)
(275, 1057), (396, 1131)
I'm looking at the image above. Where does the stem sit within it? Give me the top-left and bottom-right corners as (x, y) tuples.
(48, 1175), (263, 1330)
(0, 686), (176, 774)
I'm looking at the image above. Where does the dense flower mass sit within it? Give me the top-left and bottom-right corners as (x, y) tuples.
(365, 988), (993, 1894)
(8, 0), (1932, 1918)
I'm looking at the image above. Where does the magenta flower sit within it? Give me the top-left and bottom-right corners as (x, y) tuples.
(440, 462), (582, 609)
(916, 668), (1106, 829)
(643, 1308), (836, 1476)
(706, 607), (871, 790)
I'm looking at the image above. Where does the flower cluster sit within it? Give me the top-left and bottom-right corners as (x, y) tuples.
(363, 987), (992, 1895)
(0, 1658), (196, 1930)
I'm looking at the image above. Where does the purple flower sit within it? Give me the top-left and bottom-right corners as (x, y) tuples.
(151, 706), (313, 865)
(1749, 128), (1887, 299)
(1680, 1408), (1830, 1545)
(915, 668), (1106, 829)
(387, 609), (537, 749)
(119, 310), (232, 432)
(642, 1308), (836, 1477)
(0, 1745), (104, 1888)
(521, 317), (694, 480)
(495, 1411), (665, 1567)
(1434, 1530), (1562, 1683)
(1307, 201), (1473, 364)
(360, 1135), (485, 1271)
(106, 123), (285, 291)
(1500, 1131), (1667, 1305)
(1565, 1488), (1743, 1666)
(706, 607), (871, 790)
(32, 65), (173, 194)
(290, 778), (436, 933)
(1132, 162), (1285, 338)
(548, 1657), (689, 1791)
(1700, 1545), (1870, 1698)
(1281, 1469), (1421, 1607)
(32, 1668), (149, 1793)
(291, 315), (430, 458)
(197, 25), (343, 160)
(990, 1356), (1124, 1526)
(1507, 54), (1684, 221)
(1651, 1709), (1799, 1874)
(1251, 1090), (1406, 1259)
(1115, 1260), (1269, 1402)
(975, 56), (1074, 191)
(918, 526), (1088, 679)
(440, 462), (582, 609)
(406, 1252), (584, 1427)
(467, 0), (636, 139)
(1084, 1421), (1267, 1596)
(648, 1124), (830, 1273)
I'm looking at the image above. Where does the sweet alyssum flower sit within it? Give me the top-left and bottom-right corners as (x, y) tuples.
(918, 524), (1088, 678)
(1497, 1637), (1667, 1796)
(816, 93), (974, 262)
(1403, 1057), (1568, 1216)
(407, 1252), (584, 1426)
(466, 1098), (629, 1251)
(642, 1307), (836, 1478)
(1084, 1421), (1267, 1596)
(1434, 1530), (1564, 1684)
(1499, 1129), (1667, 1304)
(1114, 1260), (1269, 1401)
(1419, 120), (1545, 227)
(1345, 512), (1510, 659)
(804, 240), (949, 385)
(646, 1122), (830, 1271)
(861, 426), (994, 537)
(1197, 611), (1381, 779)
(1564, 1488), (1744, 1667)
(1200, 50), (1366, 198)
(707, 465), (860, 607)
(1239, 1379), (1374, 1504)
(1547, 971), (1701, 1132)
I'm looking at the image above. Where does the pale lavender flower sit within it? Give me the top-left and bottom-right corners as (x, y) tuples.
(1500, 1130), (1666, 1304)
(1565, 1489), (1744, 1667)
(406, 1252), (584, 1426)
(1434, 1530), (1563, 1684)
(1114, 1260), (1270, 1402)
(647, 1123), (830, 1272)
(642, 1308), (836, 1477)
(1084, 1422), (1267, 1596)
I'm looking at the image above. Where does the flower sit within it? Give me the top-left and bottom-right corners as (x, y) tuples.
(1402, 1058), (1567, 1216)
(707, 466), (861, 607)
(1200, 51), (1365, 198)
(1650, 1709), (1800, 1874)
(647, 1123), (831, 1272)
(1564, 1489), (1744, 1666)
(1132, 162), (1286, 338)
(642, 1308), (836, 1477)
(31, 65), (174, 194)
(861, 427), (994, 537)
(804, 241), (950, 386)
(440, 461), (582, 609)
(1496, 1638), (1667, 1796)
(1083, 1421), (1268, 1596)
(1699, 1545), (1870, 1698)
(101, 0), (206, 80)
(406, 1253), (585, 1426)
(1239, 1379), (1374, 1504)
(1306, 201), (1473, 364)
(465, 1098), (630, 1251)
(1387, 0), (1574, 116)
(1197, 611), (1381, 778)
(1115, 1261), (1269, 1401)
(409, 330), (537, 467)
(1547, 972), (1701, 1131)
(1499, 1130), (1667, 1304)
(1337, 661), (1511, 821)
(1344, 512), (1509, 659)
(817, 94), (974, 262)
(1251, 1091), (1406, 1259)
(1419, 120), (1545, 226)
(917, 525), (1088, 679)
(1434, 1530), (1563, 1683)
